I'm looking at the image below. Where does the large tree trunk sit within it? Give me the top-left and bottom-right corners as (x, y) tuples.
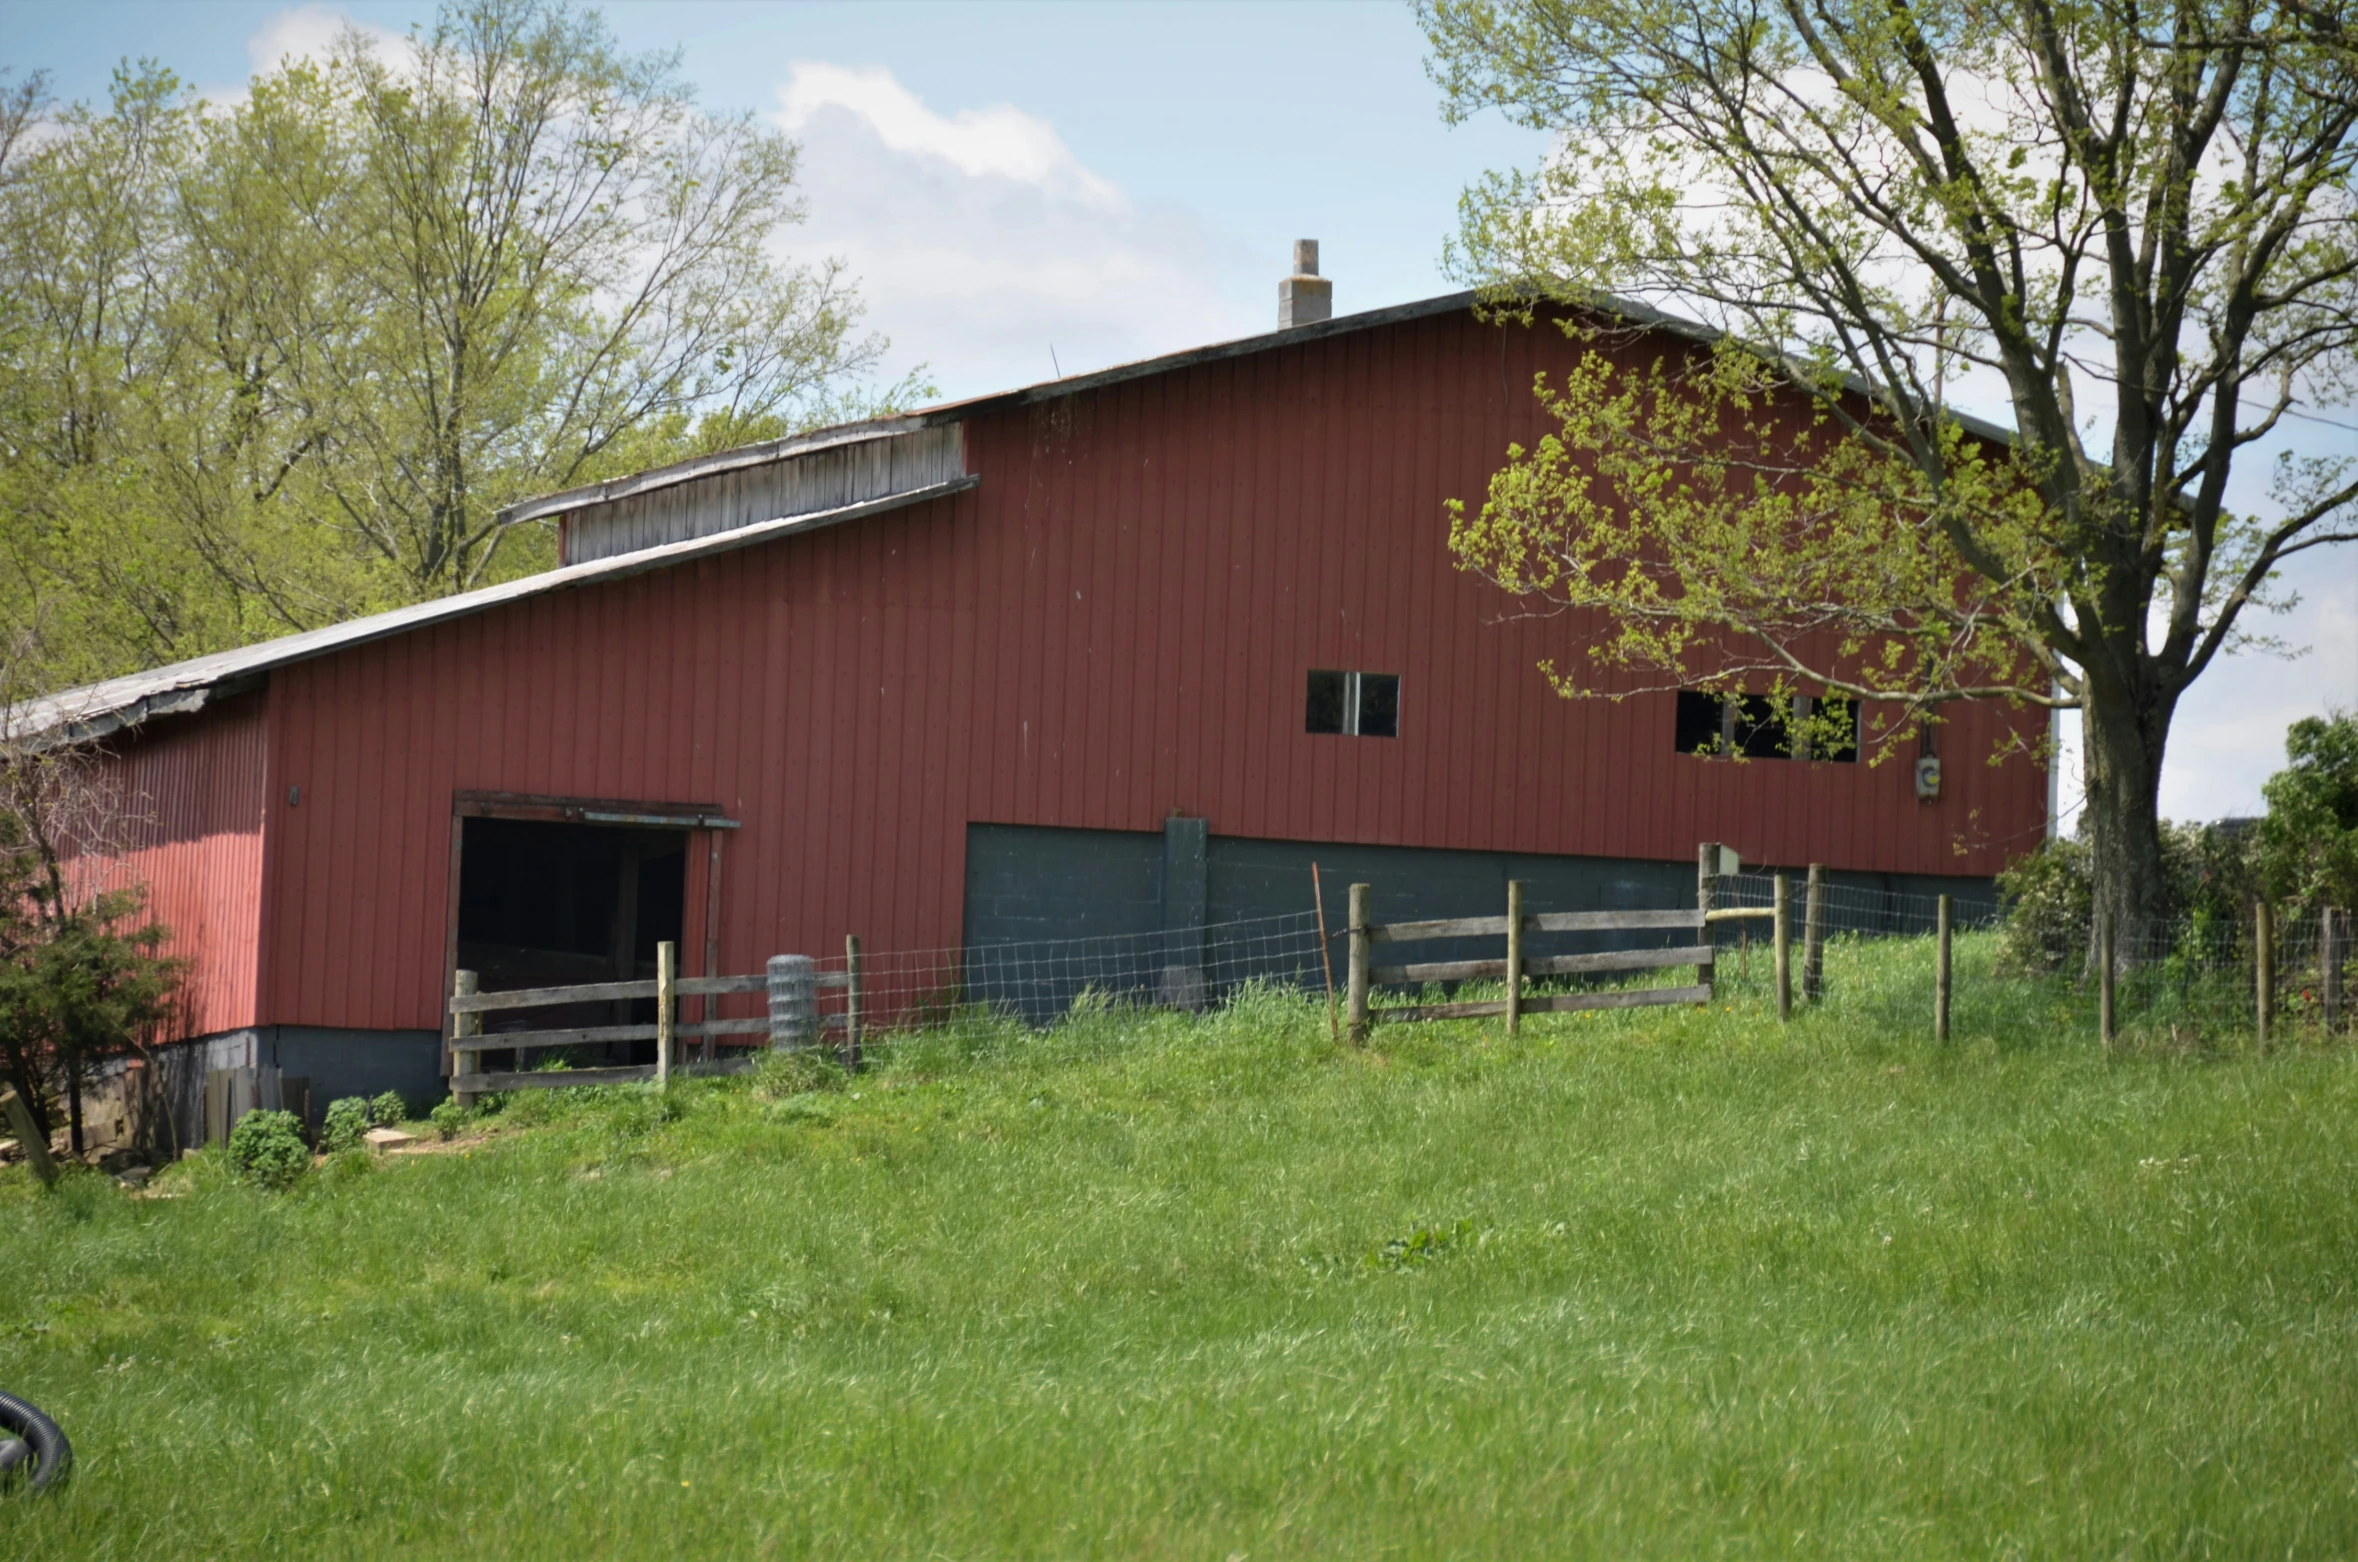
(2082, 685), (2173, 963)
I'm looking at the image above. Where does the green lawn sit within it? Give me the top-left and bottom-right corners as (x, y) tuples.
(6, 941), (2357, 1558)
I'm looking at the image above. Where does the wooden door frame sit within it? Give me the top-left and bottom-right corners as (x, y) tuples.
(440, 790), (740, 1073)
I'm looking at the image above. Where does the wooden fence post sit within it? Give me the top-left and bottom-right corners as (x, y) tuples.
(655, 941), (676, 1086)
(1696, 844), (1718, 997)
(844, 934), (864, 1071)
(1505, 879), (1525, 1036)
(1346, 883), (1372, 1046)
(1774, 873), (1792, 1023)
(2322, 906), (2342, 1034)
(452, 968), (481, 1110)
(1803, 864), (1827, 1004)
(1934, 894), (1952, 1043)
(1, 1086), (58, 1186)
(2255, 899), (2274, 1050)
(2098, 909), (2115, 1053)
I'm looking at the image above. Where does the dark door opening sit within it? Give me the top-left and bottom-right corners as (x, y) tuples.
(456, 817), (687, 1063)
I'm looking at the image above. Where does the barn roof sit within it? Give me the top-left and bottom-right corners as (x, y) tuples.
(13, 477), (976, 745)
(496, 287), (2018, 529)
(20, 284), (2021, 744)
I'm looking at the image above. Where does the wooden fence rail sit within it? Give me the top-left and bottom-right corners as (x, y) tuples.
(1344, 881), (1715, 1043)
(450, 938), (862, 1105)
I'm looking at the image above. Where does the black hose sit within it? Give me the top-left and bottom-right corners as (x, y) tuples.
(0, 1389), (71, 1493)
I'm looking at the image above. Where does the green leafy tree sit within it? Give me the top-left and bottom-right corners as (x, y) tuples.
(0, 661), (181, 1155)
(1422, 0), (2358, 935)
(2258, 712), (2358, 908)
(0, 1), (921, 690)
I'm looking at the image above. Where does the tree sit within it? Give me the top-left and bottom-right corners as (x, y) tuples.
(2258, 711), (2358, 908)
(0, 628), (180, 1153)
(285, 1), (911, 595)
(1421, 0), (2358, 935)
(0, 1), (919, 689)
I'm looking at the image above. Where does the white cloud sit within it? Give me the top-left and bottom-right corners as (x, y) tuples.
(778, 64), (1123, 211)
(2049, 550), (2358, 829)
(245, 5), (406, 74)
(770, 62), (1258, 400)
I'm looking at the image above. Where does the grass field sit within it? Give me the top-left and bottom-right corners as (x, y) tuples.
(5, 934), (2357, 1558)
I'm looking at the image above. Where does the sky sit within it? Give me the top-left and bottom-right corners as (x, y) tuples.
(5, 0), (2354, 825)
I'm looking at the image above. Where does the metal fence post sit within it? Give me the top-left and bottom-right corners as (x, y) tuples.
(844, 934), (863, 1071)
(1346, 884), (1372, 1046)
(767, 954), (818, 1050)
(1505, 879), (1525, 1037)
(1773, 874), (1792, 1023)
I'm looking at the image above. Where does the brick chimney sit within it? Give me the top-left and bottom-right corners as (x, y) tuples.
(1279, 240), (1331, 329)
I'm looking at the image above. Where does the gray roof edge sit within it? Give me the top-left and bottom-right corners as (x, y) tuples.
(498, 286), (2020, 530)
(903, 284), (2021, 448)
(19, 476), (979, 745)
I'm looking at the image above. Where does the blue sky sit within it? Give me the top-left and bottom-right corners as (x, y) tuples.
(6, 0), (2354, 821)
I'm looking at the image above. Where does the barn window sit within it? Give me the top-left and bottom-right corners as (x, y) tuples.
(1306, 670), (1400, 737)
(1674, 691), (1858, 762)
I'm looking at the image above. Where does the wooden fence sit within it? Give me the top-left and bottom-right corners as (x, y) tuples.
(449, 937), (865, 1105)
(1342, 880), (1750, 1043)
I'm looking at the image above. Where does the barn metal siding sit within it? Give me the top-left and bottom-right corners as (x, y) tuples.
(85, 692), (269, 1036)
(251, 307), (2047, 1033)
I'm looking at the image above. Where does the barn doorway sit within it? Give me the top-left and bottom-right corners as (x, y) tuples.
(454, 817), (689, 1061)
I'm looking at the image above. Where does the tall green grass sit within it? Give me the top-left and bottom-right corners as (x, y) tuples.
(5, 938), (2356, 1558)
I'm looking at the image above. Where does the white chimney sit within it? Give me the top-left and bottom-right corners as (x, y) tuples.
(1279, 239), (1332, 329)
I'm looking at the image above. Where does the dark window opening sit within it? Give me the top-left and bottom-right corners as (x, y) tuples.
(1808, 697), (1861, 762)
(1675, 690), (1726, 754)
(1306, 669), (1401, 738)
(456, 817), (688, 1059)
(1674, 690), (1859, 762)
(1305, 669), (1348, 734)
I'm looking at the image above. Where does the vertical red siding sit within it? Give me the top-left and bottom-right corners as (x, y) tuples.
(81, 693), (269, 1036)
(232, 306), (2046, 1034)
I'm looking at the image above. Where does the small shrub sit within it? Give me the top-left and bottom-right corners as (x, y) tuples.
(1996, 837), (2090, 974)
(227, 1109), (309, 1189)
(429, 1100), (467, 1141)
(321, 1096), (371, 1154)
(369, 1091), (407, 1127)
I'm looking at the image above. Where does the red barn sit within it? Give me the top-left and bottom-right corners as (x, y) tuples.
(28, 263), (2049, 1123)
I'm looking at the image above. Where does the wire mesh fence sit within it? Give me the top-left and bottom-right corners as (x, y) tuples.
(810, 911), (1333, 1033)
(1704, 870), (2352, 1048)
(712, 874), (2353, 1057)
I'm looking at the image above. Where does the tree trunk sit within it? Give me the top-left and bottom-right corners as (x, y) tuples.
(2082, 688), (2172, 965)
